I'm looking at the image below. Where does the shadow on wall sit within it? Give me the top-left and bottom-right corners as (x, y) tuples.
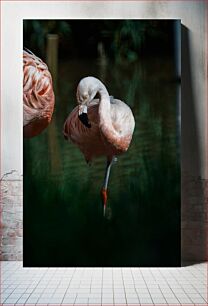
(181, 25), (207, 265)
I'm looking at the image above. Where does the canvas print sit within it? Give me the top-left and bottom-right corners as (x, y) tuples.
(23, 20), (181, 267)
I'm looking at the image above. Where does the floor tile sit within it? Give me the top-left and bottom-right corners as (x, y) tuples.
(0, 261), (207, 306)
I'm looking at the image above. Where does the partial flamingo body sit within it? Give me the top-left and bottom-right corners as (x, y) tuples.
(63, 77), (135, 216)
(23, 49), (55, 138)
(64, 99), (133, 163)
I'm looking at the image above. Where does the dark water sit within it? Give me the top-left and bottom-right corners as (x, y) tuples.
(24, 57), (181, 267)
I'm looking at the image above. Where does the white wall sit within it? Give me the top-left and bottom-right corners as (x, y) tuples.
(1, 0), (207, 179)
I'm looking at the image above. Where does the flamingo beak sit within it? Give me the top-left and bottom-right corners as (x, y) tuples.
(101, 188), (107, 216)
(78, 105), (91, 128)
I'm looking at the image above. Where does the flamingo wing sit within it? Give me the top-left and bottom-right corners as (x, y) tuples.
(110, 99), (135, 137)
(99, 98), (135, 154)
(23, 50), (55, 137)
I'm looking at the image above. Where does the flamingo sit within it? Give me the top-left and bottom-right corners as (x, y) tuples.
(23, 49), (55, 138)
(63, 76), (135, 216)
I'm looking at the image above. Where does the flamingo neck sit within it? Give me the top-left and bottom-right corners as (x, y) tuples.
(98, 86), (111, 123)
(97, 85), (123, 150)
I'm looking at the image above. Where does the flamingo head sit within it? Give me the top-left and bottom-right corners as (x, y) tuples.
(77, 77), (101, 128)
(77, 76), (100, 104)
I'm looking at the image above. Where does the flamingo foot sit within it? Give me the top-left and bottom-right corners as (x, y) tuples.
(101, 187), (111, 219)
(101, 187), (107, 207)
(100, 156), (117, 218)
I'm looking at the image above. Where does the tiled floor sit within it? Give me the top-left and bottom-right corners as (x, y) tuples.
(0, 261), (207, 305)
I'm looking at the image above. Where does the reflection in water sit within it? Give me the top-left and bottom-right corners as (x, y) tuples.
(24, 57), (180, 267)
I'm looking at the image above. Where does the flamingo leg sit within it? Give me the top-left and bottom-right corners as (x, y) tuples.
(101, 156), (117, 217)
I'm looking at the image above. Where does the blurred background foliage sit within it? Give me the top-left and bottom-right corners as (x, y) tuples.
(24, 20), (71, 57)
(23, 20), (174, 63)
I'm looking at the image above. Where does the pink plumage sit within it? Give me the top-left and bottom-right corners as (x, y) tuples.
(23, 49), (55, 138)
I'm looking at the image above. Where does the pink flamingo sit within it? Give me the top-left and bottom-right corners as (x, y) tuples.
(23, 49), (55, 138)
(63, 77), (135, 216)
